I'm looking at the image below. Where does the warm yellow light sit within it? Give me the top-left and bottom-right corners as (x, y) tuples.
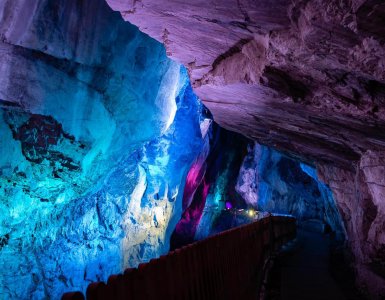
(247, 209), (255, 217)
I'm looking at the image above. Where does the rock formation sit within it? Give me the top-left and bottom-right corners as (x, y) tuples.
(171, 124), (250, 248)
(171, 131), (345, 251)
(0, 0), (384, 298)
(107, 0), (385, 167)
(319, 154), (385, 297)
(236, 144), (345, 238)
(107, 0), (385, 297)
(0, 0), (206, 298)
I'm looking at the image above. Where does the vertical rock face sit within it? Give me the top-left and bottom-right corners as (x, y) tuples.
(0, 0), (207, 298)
(170, 124), (249, 249)
(0, 67), (205, 299)
(236, 144), (345, 238)
(318, 152), (385, 298)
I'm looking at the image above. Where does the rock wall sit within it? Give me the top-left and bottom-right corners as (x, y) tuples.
(318, 152), (385, 298)
(0, 0), (180, 203)
(106, 1), (385, 297)
(0, 0), (206, 298)
(170, 124), (250, 249)
(236, 144), (345, 238)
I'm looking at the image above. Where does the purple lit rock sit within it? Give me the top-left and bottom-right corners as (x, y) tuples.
(318, 152), (385, 298)
(107, 0), (385, 168)
(107, 1), (385, 297)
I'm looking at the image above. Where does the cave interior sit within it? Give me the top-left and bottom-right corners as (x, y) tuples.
(0, 0), (384, 299)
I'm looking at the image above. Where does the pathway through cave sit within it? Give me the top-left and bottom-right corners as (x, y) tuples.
(264, 223), (362, 300)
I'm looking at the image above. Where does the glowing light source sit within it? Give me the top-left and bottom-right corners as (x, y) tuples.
(225, 202), (232, 210)
(247, 209), (256, 217)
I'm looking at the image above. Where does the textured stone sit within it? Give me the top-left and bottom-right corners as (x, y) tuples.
(170, 124), (250, 248)
(0, 0), (206, 298)
(318, 152), (385, 299)
(171, 137), (344, 249)
(0, 70), (205, 299)
(236, 143), (345, 238)
(107, 0), (385, 168)
(0, 0), (182, 203)
(106, 1), (385, 297)
(1, 0), (384, 298)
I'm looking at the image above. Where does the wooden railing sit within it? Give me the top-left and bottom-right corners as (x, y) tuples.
(62, 215), (296, 300)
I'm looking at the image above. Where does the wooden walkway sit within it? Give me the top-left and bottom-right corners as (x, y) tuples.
(62, 215), (296, 300)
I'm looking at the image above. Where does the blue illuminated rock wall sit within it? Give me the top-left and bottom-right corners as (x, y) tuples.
(172, 138), (346, 247)
(236, 144), (345, 237)
(0, 69), (205, 299)
(170, 125), (249, 249)
(0, 0), (180, 203)
(0, 0), (206, 298)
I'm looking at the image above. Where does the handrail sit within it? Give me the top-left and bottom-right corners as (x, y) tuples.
(62, 215), (296, 300)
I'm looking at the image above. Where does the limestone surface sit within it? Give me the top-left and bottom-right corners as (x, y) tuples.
(0, 0), (205, 298)
(107, 0), (385, 168)
(106, 0), (385, 297)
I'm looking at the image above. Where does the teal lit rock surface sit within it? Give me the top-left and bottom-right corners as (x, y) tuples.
(0, 69), (205, 298)
(0, 0), (180, 203)
(0, 0), (206, 298)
